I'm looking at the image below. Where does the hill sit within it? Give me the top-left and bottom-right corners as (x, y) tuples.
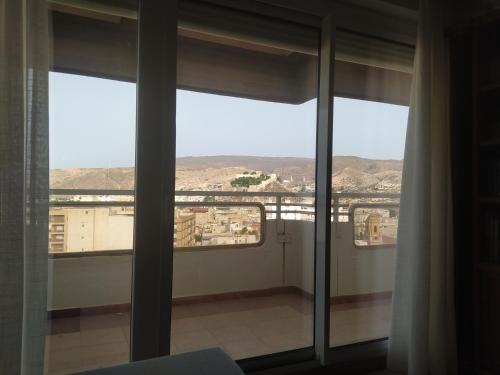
(50, 155), (403, 192)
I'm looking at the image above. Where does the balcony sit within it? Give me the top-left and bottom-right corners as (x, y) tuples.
(45, 190), (398, 374)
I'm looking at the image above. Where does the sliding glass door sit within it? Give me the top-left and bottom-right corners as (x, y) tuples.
(328, 31), (413, 348)
(45, 2), (139, 373)
(171, 2), (320, 360)
(43, 1), (413, 373)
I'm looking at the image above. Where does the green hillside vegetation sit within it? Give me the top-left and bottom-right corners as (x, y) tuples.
(231, 174), (270, 188)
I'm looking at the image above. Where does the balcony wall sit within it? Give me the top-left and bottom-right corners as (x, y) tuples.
(47, 219), (395, 311)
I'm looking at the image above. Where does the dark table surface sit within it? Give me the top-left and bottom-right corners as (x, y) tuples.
(75, 348), (244, 375)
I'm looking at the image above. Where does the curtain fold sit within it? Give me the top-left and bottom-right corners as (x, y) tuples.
(387, 0), (457, 374)
(0, 0), (49, 374)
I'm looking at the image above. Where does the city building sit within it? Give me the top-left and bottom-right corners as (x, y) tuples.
(173, 213), (196, 247)
(48, 207), (134, 252)
(364, 213), (383, 245)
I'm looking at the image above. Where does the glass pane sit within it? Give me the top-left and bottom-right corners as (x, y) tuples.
(330, 31), (413, 347)
(353, 206), (399, 247)
(45, 4), (137, 373)
(174, 204), (264, 249)
(172, 3), (319, 359)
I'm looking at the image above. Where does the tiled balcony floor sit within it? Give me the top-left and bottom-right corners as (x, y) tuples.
(44, 291), (391, 375)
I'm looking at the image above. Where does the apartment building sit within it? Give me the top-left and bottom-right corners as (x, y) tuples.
(49, 207), (134, 252)
(173, 213), (196, 247)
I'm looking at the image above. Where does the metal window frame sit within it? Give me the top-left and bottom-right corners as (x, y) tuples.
(313, 13), (335, 365)
(131, 0), (178, 361)
(132, 0), (388, 372)
(46, 191), (400, 259)
(350, 203), (401, 250)
(174, 201), (267, 251)
(47, 200), (266, 256)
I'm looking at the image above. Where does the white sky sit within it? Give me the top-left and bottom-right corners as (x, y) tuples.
(49, 72), (409, 168)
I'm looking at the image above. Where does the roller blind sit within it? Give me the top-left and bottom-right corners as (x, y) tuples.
(336, 31), (414, 74)
(48, 0), (413, 105)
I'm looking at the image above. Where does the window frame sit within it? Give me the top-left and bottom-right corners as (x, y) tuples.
(130, 0), (408, 372)
(131, 0), (178, 360)
(45, 0), (415, 372)
(350, 202), (401, 249)
(131, 0), (332, 366)
(47, 200), (267, 256)
(173, 201), (267, 251)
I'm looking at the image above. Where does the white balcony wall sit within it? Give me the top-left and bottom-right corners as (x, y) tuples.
(282, 220), (316, 295)
(47, 219), (396, 310)
(172, 223), (283, 297)
(48, 254), (132, 310)
(334, 222), (395, 296)
(282, 220), (395, 297)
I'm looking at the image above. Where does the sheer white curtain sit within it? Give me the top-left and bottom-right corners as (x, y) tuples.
(0, 0), (49, 374)
(387, 0), (457, 374)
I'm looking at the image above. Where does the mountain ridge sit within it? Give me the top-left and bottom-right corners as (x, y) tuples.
(50, 155), (403, 192)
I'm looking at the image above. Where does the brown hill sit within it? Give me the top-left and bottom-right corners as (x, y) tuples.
(50, 167), (135, 190)
(50, 155), (403, 192)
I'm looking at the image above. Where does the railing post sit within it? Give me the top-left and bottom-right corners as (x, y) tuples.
(332, 195), (338, 222)
(333, 196), (341, 240)
(276, 195), (282, 221)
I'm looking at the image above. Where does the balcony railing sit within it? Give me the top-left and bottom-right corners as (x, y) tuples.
(48, 189), (400, 256)
(49, 189), (400, 222)
(47, 189), (400, 355)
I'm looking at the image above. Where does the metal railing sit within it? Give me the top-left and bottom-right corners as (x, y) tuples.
(49, 189), (401, 222)
(48, 189), (401, 256)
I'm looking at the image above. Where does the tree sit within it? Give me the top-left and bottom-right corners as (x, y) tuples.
(230, 174), (271, 187)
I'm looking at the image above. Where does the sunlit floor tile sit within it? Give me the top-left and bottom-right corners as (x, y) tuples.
(44, 293), (392, 374)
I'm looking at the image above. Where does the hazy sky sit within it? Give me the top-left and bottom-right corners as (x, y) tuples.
(49, 72), (409, 168)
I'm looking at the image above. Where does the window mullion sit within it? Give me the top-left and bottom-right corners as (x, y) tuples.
(314, 13), (335, 365)
(131, 0), (178, 361)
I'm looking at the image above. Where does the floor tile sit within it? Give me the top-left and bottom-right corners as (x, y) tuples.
(222, 338), (272, 359)
(80, 327), (127, 346)
(172, 329), (220, 353)
(45, 294), (392, 374)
